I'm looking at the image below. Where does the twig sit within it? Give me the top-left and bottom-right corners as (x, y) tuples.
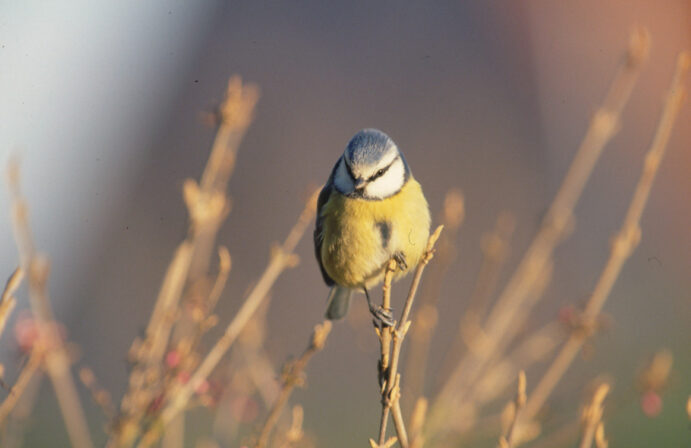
(377, 259), (398, 444)
(437, 211), (514, 392)
(578, 384), (610, 448)
(113, 77), (259, 446)
(157, 189), (318, 429)
(6, 162), (94, 448)
(497, 371), (526, 448)
(472, 322), (560, 409)
(403, 191), (464, 411)
(189, 75), (260, 279)
(272, 404), (306, 447)
(429, 28), (651, 434)
(408, 398), (428, 448)
(521, 51), (689, 424)
(1, 366), (43, 448)
(0, 350), (41, 424)
(377, 226), (444, 446)
(159, 78), (258, 448)
(79, 367), (116, 420)
(204, 246), (232, 315)
(143, 76), (259, 367)
(0, 268), (23, 340)
(370, 437), (399, 448)
(594, 422), (608, 448)
(465, 211), (515, 324)
(437, 260), (553, 437)
(254, 320), (332, 448)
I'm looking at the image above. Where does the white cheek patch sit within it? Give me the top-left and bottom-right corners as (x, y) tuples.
(333, 158), (354, 193)
(365, 158), (405, 199)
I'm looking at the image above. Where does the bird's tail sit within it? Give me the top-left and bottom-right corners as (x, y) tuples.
(325, 286), (352, 320)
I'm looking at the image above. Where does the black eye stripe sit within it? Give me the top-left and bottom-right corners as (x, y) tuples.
(368, 156), (398, 181)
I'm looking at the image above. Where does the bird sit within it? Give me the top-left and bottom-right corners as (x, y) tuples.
(314, 129), (431, 325)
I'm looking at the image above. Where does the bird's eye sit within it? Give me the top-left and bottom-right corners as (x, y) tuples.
(376, 169), (385, 177)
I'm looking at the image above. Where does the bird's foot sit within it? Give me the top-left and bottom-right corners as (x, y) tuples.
(393, 252), (408, 271)
(370, 305), (395, 327)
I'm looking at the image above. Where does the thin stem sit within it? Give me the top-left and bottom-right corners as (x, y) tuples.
(470, 322), (560, 410)
(391, 399), (409, 446)
(502, 371), (526, 448)
(1, 367), (43, 448)
(0, 351), (41, 424)
(111, 78), (264, 448)
(404, 190), (464, 411)
(429, 28), (651, 433)
(157, 190), (317, 429)
(0, 268), (22, 342)
(408, 398), (428, 448)
(7, 163), (94, 448)
(377, 226), (444, 447)
(254, 320), (332, 448)
(522, 51), (689, 424)
(437, 211), (514, 394)
(578, 384), (610, 448)
(377, 259), (398, 445)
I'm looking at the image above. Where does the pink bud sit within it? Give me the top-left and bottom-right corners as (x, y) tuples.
(641, 391), (662, 417)
(166, 350), (181, 368)
(14, 314), (38, 352)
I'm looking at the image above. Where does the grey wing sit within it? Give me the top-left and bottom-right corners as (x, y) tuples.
(314, 178), (336, 286)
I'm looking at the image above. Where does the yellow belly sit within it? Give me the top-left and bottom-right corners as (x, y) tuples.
(320, 178), (430, 288)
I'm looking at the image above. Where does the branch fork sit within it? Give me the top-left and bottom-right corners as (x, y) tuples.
(375, 226), (444, 447)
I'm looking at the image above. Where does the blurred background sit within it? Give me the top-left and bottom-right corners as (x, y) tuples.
(1, 1), (689, 446)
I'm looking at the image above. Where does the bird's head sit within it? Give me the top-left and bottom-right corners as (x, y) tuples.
(333, 129), (410, 200)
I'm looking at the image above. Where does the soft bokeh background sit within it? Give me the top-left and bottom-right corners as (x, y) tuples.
(1, 1), (689, 446)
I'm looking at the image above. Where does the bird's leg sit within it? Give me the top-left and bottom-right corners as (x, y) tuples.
(393, 251), (408, 271)
(365, 287), (394, 327)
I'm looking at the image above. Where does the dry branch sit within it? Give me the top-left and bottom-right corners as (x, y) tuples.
(437, 211), (515, 393)
(0, 351), (41, 424)
(6, 162), (94, 448)
(520, 51), (689, 425)
(497, 371), (526, 448)
(112, 77), (259, 447)
(429, 28), (651, 435)
(408, 398), (428, 448)
(0, 268), (23, 341)
(376, 226), (444, 446)
(254, 320), (332, 448)
(578, 384), (610, 448)
(403, 190), (464, 412)
(158, 190), (317, 429)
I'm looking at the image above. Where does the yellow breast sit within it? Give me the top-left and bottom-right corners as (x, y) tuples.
(320, 178), (430, 288)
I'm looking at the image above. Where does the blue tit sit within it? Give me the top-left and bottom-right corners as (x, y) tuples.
(314, 128), (431, 325)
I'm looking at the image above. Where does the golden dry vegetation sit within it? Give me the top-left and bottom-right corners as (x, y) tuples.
(0, 28), (689, 448)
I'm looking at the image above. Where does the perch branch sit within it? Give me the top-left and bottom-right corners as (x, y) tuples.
(377, 226), (444, 446)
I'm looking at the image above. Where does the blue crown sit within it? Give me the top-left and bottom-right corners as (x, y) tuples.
(345, 129), (397, 166)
